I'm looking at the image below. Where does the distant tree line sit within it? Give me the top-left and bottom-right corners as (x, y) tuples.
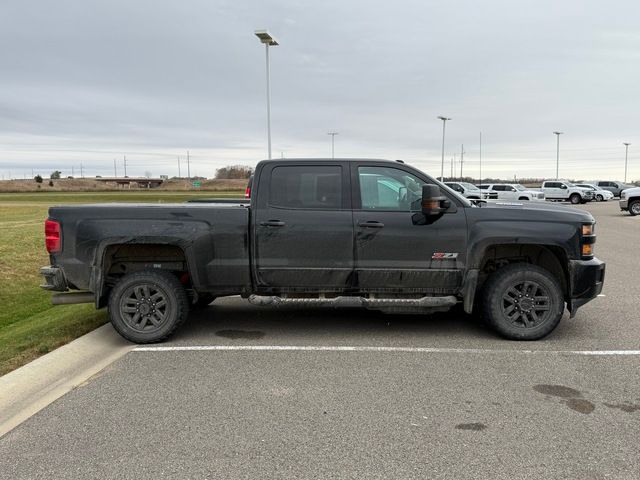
(215, 165), (253, 179)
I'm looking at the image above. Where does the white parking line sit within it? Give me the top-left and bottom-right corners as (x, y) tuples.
(133, 345), (640, 355)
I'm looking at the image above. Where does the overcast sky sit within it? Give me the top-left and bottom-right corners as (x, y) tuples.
(0, 0), (638, 180)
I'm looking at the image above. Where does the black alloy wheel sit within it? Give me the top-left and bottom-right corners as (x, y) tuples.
(482, 263), (564, 340)
(108, 270), (189, 343)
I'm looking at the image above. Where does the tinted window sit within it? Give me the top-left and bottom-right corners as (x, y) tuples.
(269, 166), (342, 209)
(359, 166), (426, 211)
(493, 185), (506, 191)
(545, 182), (560, 188)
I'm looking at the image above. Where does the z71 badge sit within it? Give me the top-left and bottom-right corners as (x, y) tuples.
(432, 252), (459, 260)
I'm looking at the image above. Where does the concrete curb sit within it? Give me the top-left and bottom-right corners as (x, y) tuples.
(0, 323), (134, 438)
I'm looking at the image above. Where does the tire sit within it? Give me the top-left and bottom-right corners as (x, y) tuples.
(569, 193), (581, 204)
(629, 199), (640, 216)
(482, 263), (564, 340)
(596, 194), (603, 202)
(108, 270), (189, 343)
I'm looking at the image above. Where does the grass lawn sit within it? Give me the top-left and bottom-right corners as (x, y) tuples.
(0, 190), (243, 375)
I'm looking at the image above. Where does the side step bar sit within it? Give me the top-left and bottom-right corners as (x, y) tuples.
(248, 295), (457, 313)
(51, 292), (95, 305)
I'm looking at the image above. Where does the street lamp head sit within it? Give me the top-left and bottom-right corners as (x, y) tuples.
(438, 116), (451, 121)
(623, 142), (631, 146)
(254, 30), (279, 46)
(327, 131), (339, 136)
(553, 131), (563, 135)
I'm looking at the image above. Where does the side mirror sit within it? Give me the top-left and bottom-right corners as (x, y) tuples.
(421, 185), (447, 216)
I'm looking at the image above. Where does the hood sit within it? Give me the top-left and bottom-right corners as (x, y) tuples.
(475, 199), (594, 222)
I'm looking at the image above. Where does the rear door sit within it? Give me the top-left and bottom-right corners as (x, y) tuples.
(253, 163), (353, 291)
(351, 163), (467, 293)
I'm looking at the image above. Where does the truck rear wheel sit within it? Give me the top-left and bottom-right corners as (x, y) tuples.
(482, 264), (564, 340)
(108, 270), (189, 343)
(569, 193), (581, 204)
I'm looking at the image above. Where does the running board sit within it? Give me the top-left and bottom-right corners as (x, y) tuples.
(248, 295), (458, 314)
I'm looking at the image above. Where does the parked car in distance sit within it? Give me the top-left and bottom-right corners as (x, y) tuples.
(479, 184), (545, 201)
(620, 187), (640, 215)
(575, 184), (614, 202)
(445, 182), (497, 200)
(540, 180), (593, 204)
(594, 180), (635, 197)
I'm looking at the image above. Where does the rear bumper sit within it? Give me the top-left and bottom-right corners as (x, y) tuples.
(568, 258), (605, 316)
(40, 266), (68, 291)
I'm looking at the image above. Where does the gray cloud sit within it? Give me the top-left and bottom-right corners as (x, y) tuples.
(0, 0), (638, 180)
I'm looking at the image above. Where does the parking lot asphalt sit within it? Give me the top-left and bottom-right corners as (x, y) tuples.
(1, 201), (638, 479)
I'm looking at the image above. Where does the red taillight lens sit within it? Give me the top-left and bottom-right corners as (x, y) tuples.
(45, 219), (61, 253)
(244, 187), (251, 198)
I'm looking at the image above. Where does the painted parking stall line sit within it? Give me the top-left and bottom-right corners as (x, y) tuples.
(133, 345), (640, 356)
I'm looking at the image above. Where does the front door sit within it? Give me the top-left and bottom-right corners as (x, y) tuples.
(351, 163), (468, 294)
(253, 163), (354, 291)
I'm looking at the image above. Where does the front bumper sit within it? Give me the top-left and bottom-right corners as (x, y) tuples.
(568, 258), (605, 316)
(40, 265), (68, 291)
(619, 199), (628, 210)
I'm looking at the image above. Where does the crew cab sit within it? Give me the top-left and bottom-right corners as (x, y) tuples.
(540, 180), (593, 204)
(444, 182), (497, 200)
(41, 159), (605, 343)
(479, 184), (545, 201)
(620, 187), (640, 215)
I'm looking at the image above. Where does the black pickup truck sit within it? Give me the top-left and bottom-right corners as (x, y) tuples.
(41, 159), (605, 342)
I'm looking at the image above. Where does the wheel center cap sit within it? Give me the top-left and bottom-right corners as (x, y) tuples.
(520, 298), (534, 311)
(139, 303), (151, 315)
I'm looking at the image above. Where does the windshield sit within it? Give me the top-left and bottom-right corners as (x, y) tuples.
(460, 182), (480, 191)
(564, 181), (576, 187)
(578, 184), (595, 191)
(513, 184), (526, 191)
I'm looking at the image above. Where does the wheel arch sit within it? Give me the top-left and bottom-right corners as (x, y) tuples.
(93, 238), (198, 308)
(463, 242), (570, 314)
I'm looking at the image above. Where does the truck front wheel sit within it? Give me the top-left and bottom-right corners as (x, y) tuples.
(482, 264), (564, 340)
(569, 193), (581, 204)
(108, 270), (190, 343)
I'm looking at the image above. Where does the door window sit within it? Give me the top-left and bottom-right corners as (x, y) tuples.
(358, 166), (426, 211)
(269, 166), (342, 209)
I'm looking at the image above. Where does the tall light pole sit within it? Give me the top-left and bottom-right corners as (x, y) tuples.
(553, 131), (563, 179)
(438, 116), (451, 181)
(328, 132), (338, 159)
(479, 131), (482, 183)
(255, 30), (279, 159)
(623, 142), (631, 182)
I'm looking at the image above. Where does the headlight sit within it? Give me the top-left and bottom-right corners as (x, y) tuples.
(621, 192), (626, 199)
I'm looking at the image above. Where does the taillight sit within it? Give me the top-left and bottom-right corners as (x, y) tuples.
(244, 186), (251, 198)
(45, 219), (61, 253)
